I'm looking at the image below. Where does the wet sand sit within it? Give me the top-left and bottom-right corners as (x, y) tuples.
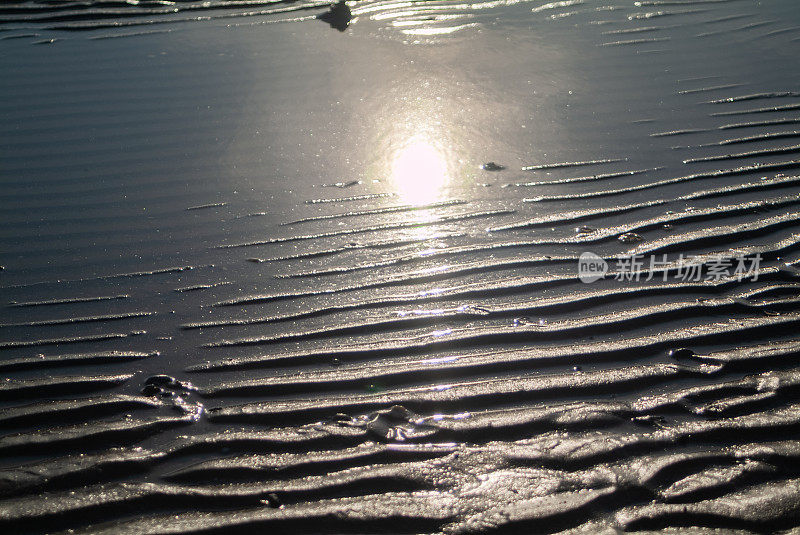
(2, 0), (800, 532)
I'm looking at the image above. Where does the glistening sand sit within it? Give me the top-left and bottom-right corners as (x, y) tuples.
(2, 0), (800, 532)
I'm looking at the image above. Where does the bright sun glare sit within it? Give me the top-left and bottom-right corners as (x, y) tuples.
(391, 137), (449, 205)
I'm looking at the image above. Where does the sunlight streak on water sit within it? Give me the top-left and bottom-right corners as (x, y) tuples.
(401, 23), (479, 35)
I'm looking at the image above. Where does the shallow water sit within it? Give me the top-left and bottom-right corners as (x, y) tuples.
(2, 0), (800, 533)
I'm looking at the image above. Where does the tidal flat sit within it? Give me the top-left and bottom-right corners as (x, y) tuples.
(2, 0), (800, 532)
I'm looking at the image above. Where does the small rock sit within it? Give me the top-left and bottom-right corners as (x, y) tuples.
(145, 375), (177, 387)
(618, 232), (643, 243)
(481, 162), (505, 171)
(387, 405), (414, 420)
(318, 0), (352, 32)
(365, 406), (418, 442)
(669, 348), (696, 360)
(263, 493), (282, 508)
(141, 385), (162, 397)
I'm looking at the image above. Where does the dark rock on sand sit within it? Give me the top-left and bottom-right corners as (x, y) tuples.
(318, 1), (351, 32)
(481, 162), (506, 171)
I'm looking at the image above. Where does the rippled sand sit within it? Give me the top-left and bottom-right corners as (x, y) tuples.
(2, 0), (800, 533)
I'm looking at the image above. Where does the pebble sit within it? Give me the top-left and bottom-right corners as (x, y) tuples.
(264, 493), (283, 509)
(669, 348), (696, 360)
(481, 162), (506, 171)
(618, 232), (643, 243)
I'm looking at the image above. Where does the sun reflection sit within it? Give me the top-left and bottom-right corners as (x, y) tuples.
(390, 136), (449, 206)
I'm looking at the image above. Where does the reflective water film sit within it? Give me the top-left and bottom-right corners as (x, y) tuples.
(2, 0), (800, 533)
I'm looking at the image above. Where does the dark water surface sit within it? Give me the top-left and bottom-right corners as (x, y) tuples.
(3, 0), (800, 532)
